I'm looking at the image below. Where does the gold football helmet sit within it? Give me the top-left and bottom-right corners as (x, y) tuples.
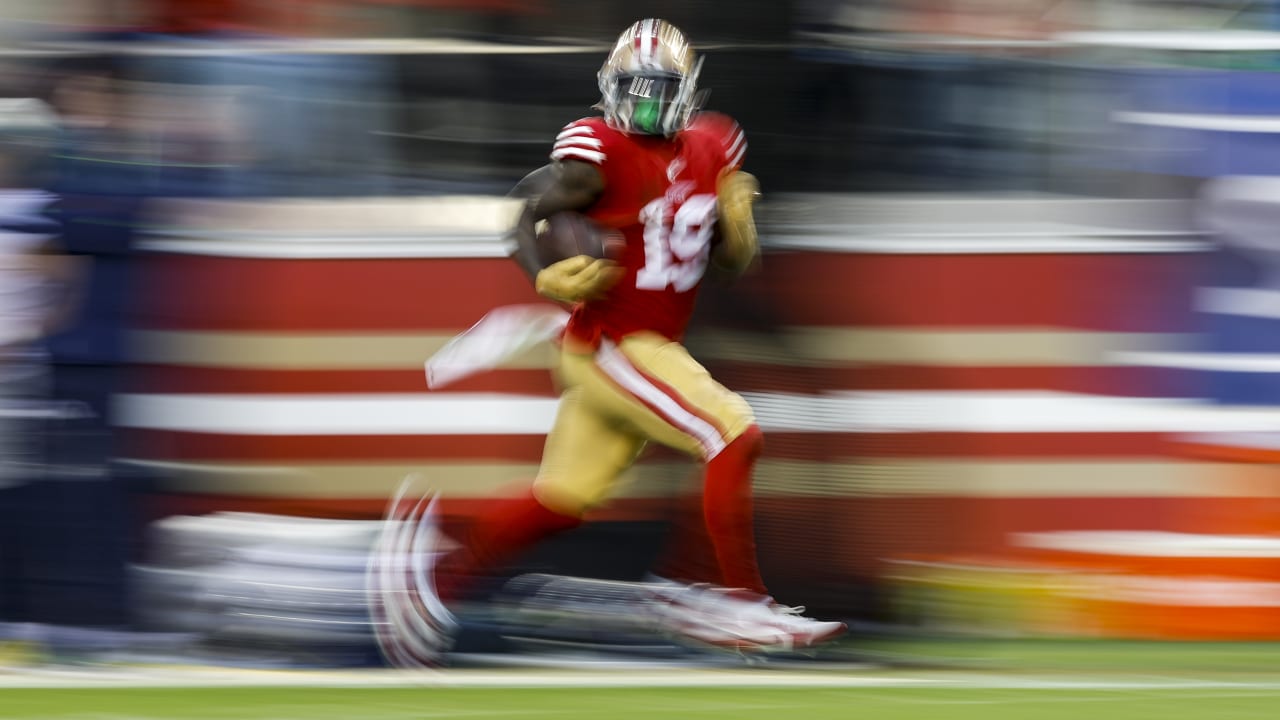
(597, 18), (704, 136)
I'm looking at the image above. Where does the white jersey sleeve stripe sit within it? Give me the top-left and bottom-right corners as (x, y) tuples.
(729, 143), (746, 168)
(557, 126), (596, 140)
(551, 147), (606, 164)
(726, 130), (745, 158)
(554, 136), (603, 150)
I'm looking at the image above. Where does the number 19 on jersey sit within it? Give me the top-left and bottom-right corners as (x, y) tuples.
(635, 194), (718, 292)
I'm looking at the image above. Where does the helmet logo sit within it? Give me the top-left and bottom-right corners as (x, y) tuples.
(634, 17), (664, 68)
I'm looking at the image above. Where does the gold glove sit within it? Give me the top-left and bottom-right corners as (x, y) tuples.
(713, 170), (761, 276)
(535, 254), (623, 304)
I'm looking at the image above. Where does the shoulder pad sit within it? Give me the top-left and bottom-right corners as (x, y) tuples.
(685, 112), (746, 169)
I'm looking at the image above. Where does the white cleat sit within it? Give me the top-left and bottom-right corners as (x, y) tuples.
(367, 476), (458, 668)
(647, 582), (847, 653)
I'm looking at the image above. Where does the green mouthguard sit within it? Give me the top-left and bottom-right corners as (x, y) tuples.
(633, 98), (661, 133)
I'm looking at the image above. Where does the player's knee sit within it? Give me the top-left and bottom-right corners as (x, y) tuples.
(718, 397), (761, 450)
(714, 390), (756, 438)
(531, 478), (600, 518)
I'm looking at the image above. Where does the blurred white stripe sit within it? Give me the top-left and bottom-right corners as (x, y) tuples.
(1015, 530), (1280, 558)
(138, 238), (514, 259)
(726, 131), (745, 157)
(1117, 351), (1280, 372)
(550, 147), (606, 164)
(1197, 287), (1280, 319)
(19, 665), (1280, 689)
(554, 136), (603, 150)
(765, 234), (1206, 254)
(116, 393), (559, 435)
(556, 126), (596, 140)
(1115, 111), (1280, 133)
(140, 234), (1201, 258)
(1062, 30), (1280, 51)
(115, 391), (1280, 435)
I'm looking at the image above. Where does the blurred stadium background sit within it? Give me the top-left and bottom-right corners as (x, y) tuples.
(3, 0), (1280, 679)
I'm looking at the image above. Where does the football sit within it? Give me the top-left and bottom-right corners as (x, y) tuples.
(536, 212), (620, 266)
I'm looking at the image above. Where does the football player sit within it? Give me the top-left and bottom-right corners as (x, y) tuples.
(412, 18), (845, 656)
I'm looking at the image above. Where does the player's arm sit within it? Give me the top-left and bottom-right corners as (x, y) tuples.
(507, 160), (604, 283)
(710, 169), (761, 278)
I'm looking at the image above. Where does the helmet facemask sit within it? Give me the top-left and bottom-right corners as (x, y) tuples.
(596, 19), (704, 137)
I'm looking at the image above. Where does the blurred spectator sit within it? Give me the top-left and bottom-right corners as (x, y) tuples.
(123, 0), (395, 197)
(790, 0), (1088, 193)
(46, 63), (143, 369)
(232, 2), (396, 196)
(0, 96), (73, 629)
(35, 64), (141, 628)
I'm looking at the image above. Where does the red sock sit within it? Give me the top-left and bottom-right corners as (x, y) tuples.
(436, 488), (582, 602)
(652, 483), (725, 586)
(703, 424), (768, 595)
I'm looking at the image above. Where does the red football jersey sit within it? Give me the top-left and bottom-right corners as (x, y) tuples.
(549, 112), (747, 345)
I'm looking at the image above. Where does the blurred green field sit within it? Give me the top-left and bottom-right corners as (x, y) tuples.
(3, 684), (1280, 720)
(5, 682), (1280, 720)
(851, 637), (1280, 676)
(4, 641), (1280, 719)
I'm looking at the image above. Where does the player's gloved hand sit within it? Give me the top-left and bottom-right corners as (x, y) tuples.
(535, 254), (623, 304)
(713, 170), (761, 276)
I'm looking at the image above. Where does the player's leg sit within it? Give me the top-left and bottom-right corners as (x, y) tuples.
(584, 332), (765, 594)
(582, 333), (846, 650)
(434, 375), (645, 604)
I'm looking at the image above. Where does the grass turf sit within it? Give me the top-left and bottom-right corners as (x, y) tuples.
(5, 640), (1280, 719)
(5, 685), (1280, 720)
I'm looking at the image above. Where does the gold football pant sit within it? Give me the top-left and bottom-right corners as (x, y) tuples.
(533, 331), (757, 515)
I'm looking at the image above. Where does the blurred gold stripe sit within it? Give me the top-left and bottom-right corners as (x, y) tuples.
(131, 328), (1190, 370)
(123, 458), (1266, 499)
(754, 460), (1255, 497)
(127, 330), (555, 370)
(692, 328), (1191, 367)
(126, 459), (696, 499)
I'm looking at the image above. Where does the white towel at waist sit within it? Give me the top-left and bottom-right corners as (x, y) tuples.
(425, 304), (568, 389)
